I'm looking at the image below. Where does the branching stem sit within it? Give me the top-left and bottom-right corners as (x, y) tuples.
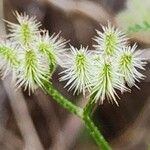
(42, 81), (112, 150)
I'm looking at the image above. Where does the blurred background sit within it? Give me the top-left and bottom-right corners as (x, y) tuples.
(0, 0), (150, 149)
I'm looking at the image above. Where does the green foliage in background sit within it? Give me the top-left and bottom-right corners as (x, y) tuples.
(117, 0), (150, 32)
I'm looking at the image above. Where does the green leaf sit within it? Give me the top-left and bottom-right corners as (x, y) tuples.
(128, 21), (150, 33)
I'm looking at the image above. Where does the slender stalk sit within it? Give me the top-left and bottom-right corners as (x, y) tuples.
(83, 95), (96, 116)
(42, 81), (83, 118)
(83, 115), (111, 150)
(83, 96), (112, 150)
(42, 81), (111, 150)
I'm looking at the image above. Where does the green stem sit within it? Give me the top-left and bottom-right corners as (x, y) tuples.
(83, 96), (112, 150)
(83, 115), (111, 150)
(83, 95), (96, 116)
(42, 81), (83, 118)
(42, 81), (111, 150)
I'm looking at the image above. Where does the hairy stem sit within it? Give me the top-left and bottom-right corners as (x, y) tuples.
(42, 81), (83, 118)
(83, 115), (111, 150)
(83, 96), (112, 150)
(42, 81), (111, 150)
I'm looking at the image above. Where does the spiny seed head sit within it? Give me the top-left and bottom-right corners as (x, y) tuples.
(93, 22), (127, 56)
(118, 44), (146, 88)
(1, 12), (69, 93)
(16, 49), (49, 94)
(0, 11), (147, 103)
(90, 58), (126, 105)
(36, 31), (68, 72)
(60, 45), (92, 95)
(0, 40), (19, 79)
(6, 11), (41, 45)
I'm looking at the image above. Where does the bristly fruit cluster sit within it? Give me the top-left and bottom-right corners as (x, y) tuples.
(0, 12), (146, 104)
(1, 11), (67, 94)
